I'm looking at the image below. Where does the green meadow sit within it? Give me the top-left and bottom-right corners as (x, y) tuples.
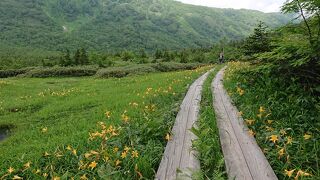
(0, 66), (213, 179)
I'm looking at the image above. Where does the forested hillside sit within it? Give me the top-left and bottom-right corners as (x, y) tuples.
(0, 0), (291, 52)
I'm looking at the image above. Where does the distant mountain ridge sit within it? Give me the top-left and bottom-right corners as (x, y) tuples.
(0, 0), (292, 52)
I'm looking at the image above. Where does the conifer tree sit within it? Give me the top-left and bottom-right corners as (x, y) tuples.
(80, 48), (89, 65)
(243, 21), (271, 56)
(74, 49), (81, 65)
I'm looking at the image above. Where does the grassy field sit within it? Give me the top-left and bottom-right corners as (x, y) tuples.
(0, 65), (213, 179)
(224, 62), (319, 179)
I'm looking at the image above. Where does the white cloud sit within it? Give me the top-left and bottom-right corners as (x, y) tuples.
(175, 0), (286, 13)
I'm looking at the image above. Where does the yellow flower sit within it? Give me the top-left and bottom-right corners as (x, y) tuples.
(104, 155), (110, 162)
(7, 167), (15, 174)
(124, 146), (130, 152)
(121, 114), (129, 123)
(269, 135), (278, 144)
(248, 129), (256, 136)
(113, 147), (119, 153)
(132, 150), (139, 158)
(12, 175), (22, 180)
(239, 89), (245, 96)
(266, 126), (274, 132)
(266, 120), (274, 124)
(24, 161), (31, 169)
(115, 159), (121, 166)
(284, 169), (295, 177)
(280, 129), (287, 136)
(88, 161), (97, 170)
(257, 113), (263, 119)
(259, 106), (265, 113)
(34, 169), (41, 174)
(278, 148), (285, 158)
(89, 150), (98, 155)
(286, 136), (293, 145)
(43, 173), (48, 177)
(105, 111), (111, 118)
(304, 134), (312, 140)
(80, 174), (88, 180)
(121, 151), (127, 159)
(72, 149), (77, 156)
(84, 153), (92, 159)
(55, 152), (63, 158)
(53, 177), (60, 180)
(41, 127), (48, 133)
(165, 133), (172, 141)
(295, 170), (312, 179)
(66, 145), (72, 151)
(245, 119), (255, 125)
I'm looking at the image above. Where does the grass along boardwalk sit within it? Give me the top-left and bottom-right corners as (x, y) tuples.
(156, 69), (214, 180)
(212, 67), (277, 180)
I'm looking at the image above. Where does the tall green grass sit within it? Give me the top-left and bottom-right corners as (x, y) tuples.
(224, 62), (319, 179)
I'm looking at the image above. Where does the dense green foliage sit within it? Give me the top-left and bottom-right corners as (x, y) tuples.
(224, 62), (319, 179)
(241, 0), (320, 91)
(243, 21), (271, 56)
(0, 66), (213, 179)
(0, 0), (291, 54)
(222, 1), (320, 178)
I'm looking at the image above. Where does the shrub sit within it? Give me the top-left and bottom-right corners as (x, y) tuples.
(0, 67), (34, 78)
(95, 64), (156, 78)
(152, 62), (202, 72)
(21, 66), (98, 78)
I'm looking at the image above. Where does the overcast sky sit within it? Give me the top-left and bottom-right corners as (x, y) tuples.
(175, 0), (286, 13)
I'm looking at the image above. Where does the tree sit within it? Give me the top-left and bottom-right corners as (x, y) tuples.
(281, 0), (320, 59)
(243, 21), (271, 56)
(163, 50), (171, 62)
(139, 48), (147, 59)
(154, 49), (163, 59)
(74, 49), (81, 65)
(121, 51), (134, 61)
(61, 49), (72, 66)
(79, 48), (89, 65)
(180, 51), (189, 63)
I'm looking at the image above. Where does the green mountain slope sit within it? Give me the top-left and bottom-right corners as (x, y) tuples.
(0, 0), (292, 52)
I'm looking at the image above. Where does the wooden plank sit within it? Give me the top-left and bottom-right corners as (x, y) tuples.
(212, 67), (278, 180)
(156, 69), (214, 180)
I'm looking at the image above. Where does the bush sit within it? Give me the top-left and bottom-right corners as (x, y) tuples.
(152, 62), (202, 72)
(0, 67), (34, 78)
(21, 66), (99, 78)
(95, 64), (156, 78)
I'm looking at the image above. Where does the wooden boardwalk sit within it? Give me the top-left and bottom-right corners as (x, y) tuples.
(156, 69), (213, 180)
(212, 67), (278, 180)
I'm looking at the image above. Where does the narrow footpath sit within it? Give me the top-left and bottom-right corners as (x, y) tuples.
(156, 69), (214, 180)
(212, 67), (277, 180)
(156, 67), (277, 180)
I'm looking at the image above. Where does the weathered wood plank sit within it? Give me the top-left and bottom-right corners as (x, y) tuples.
(156, 69), (213, 180)
(212, 67), (278, 180)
